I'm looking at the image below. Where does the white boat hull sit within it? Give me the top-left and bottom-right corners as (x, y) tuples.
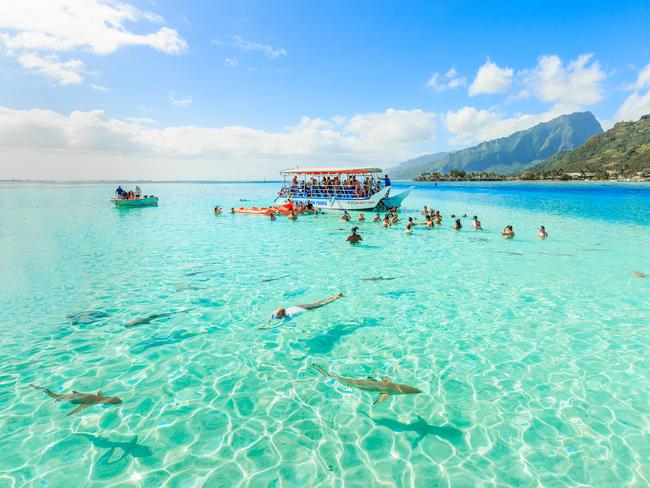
(274, 187), (390, 211)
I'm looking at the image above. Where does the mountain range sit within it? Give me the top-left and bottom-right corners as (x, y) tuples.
(389, 111), (603, 179)
(527, 114), (650, 175)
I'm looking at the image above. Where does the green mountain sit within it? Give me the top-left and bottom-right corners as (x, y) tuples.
(390, 111), (602, 178)
(388, 152), (447, 179)
(528, 114), (650, 175)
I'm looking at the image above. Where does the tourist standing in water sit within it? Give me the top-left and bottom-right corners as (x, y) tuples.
(454, 219), (462, 230)
(537, 226), (549, 238)
(373, 213), (381, 222)
(358, 213), (366, 222)
(383, 215), (391, 227)
(424, 215), (434, 228)
(502, 225), (515, 238)
(340, 211), (351, 222)
(347, 226), (362, 243)
(472, 216), (482, 229)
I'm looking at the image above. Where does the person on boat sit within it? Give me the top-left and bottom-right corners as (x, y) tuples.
(115, 186), (124, 198)
(340, 211), (351, 222)
(421, 206), (428, 216)
(373, 213), (381, 222)
(347, 226), (362, 243)
(537, 226), (549, 238)
(384, 174), (391, 187)
(358, 213), (366, 222)
(424, 215), (434, 228)
(502, 225), (515, 238)
(135, 186), (141, 198)
(472, 216), (481, 229)
(266, 292), (344, 323)
(454, 219), (462, 230)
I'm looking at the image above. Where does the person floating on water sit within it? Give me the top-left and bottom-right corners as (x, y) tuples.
(347, 226), (362, 243)
(472, 215), (481, 230)
(502, 225), (515, 238)
(537, 226), (548, 238)
(259, 292), (344, 328)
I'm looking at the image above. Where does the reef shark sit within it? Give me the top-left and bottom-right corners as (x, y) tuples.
(312, 364), (422, 405)
(30, 385), (122, 416)
(125, 308), (196, 328)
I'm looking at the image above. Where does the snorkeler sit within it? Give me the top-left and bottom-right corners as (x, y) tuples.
(502, 225), (515, 238)
(537, 226), (548, 238)
(347, 226), (363, 243)
(261, 292), (344, 327)
(472, 215), (481, 230)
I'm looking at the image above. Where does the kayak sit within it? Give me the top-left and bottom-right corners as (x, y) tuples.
(233, 207), (274, 215)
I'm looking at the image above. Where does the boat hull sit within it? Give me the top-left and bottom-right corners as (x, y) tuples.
(274, 187), (390, 211)
(111, 197), (158, 207)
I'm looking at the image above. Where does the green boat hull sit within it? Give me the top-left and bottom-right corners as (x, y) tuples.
(111, 197), (158, 207)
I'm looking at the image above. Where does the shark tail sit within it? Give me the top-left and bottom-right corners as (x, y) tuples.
(312, 364), (331, 378)
(30, 384), (58, 398)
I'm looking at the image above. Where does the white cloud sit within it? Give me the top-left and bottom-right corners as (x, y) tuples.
(17, 52), (85, 85)
(0, 106), (436, 170)
(469, 60), (513, 96)
(611, 62), (650, 123)
(231, 35), (286, 58)
(427, 67), (466, 92)
(90, 83), (110, 92)
(224, 57), (239, 67)
(169, 92), (192, 107)
(444, 105), (577, 146)
(525, 54), (605, 105)
(0, 0), (187, 55)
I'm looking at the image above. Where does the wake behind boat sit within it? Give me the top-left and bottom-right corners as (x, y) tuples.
(111, 185), (158, 207)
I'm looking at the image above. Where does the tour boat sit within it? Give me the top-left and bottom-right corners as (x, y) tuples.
(274, 166), (411, 211)
(110, 196), (158, 207)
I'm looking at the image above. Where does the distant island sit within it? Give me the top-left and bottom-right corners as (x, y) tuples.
(400, 113), (650, 182)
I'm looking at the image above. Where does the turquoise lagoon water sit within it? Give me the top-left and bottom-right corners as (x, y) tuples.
(0, 181), (649, 487)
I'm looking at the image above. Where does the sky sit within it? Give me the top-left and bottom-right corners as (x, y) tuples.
(1, 0), (650, 180)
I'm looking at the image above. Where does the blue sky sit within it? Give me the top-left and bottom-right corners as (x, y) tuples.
(1, 0), (650, 179)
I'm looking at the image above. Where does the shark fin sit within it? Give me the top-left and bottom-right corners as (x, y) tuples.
(67, 404), (91, 416)
(373, 393), (391, 405)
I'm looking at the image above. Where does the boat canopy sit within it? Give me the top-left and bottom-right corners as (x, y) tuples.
(280, 166), (383, 176)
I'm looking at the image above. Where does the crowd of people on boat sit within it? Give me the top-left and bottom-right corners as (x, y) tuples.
(279, 174), (391, 200)
(114, 185), (151, 200)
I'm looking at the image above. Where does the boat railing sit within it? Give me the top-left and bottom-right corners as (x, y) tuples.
(279, 183), (383, 200)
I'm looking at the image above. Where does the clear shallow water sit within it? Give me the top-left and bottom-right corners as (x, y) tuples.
(0, 181), (649, 487)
